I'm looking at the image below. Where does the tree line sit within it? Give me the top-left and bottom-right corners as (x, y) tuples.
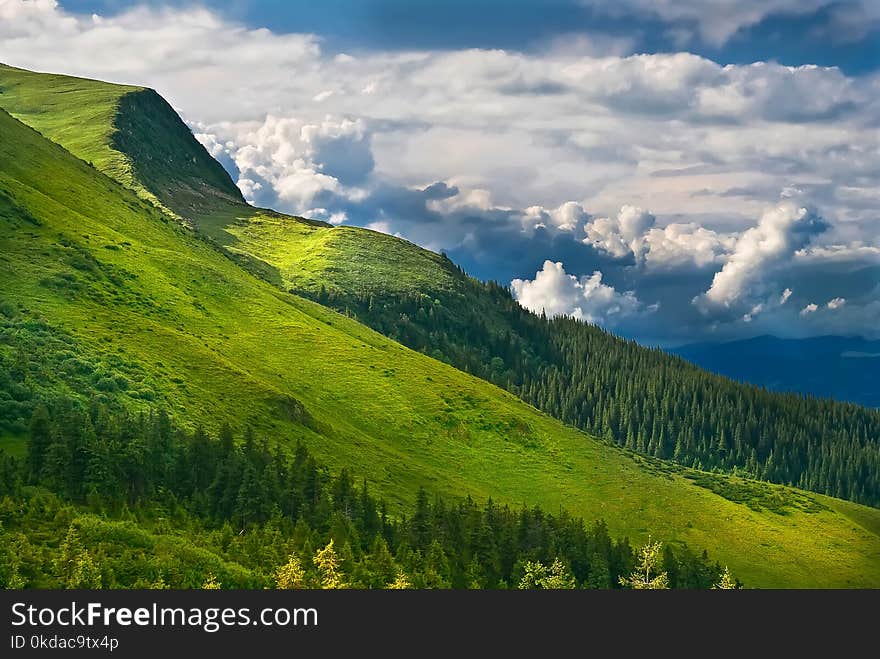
(0, 399), (734, 589)
(307, 277), (880, 507)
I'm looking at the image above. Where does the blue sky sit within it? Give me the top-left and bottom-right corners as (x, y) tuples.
(59, 0), (880, 74)
(3, 1), (879, 344)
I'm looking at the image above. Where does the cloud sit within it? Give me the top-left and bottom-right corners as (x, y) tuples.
(583, 1), (880, 46)
(794, 292), (880, 337)
(3, 1), (878, 230)
(522, 201), (590, 233)
(583, 205), (655, 260)
(584, 205), (735, 269)
(2, 1), (879, 342)
(695, 202), (828, 311)
(741, 302), (764, 323)
(510, 260), (648, 325)
(780, 288), (793, 305)
(809, 296), (880, 337)
(193, 115), (373, 213)
(365, 220), (401, 237)
(643, 224), (737, 270)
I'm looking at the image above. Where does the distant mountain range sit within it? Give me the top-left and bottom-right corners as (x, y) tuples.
(672, 335), (880, 408)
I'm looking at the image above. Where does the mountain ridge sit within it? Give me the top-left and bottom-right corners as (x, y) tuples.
(0, 62), (245, 221)
(3, 64), (877, 509)
(2, 69), (880, 586)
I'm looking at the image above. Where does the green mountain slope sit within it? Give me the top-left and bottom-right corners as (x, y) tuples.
(2, 106), (880, 588)
(191, 203), (880, 507)
(7, 63), (869, 508)
(0, 63), (244, 221)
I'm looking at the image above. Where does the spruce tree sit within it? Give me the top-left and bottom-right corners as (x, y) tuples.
(314, 540), (346, 589)
(26, 404), (51, 483)
(620, 538), (669, 589)
(275, 554), (306, 589)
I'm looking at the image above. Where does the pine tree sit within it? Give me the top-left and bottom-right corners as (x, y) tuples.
(518, 560), (548, 589)
(713, 566), (739, 590)
(5, 563), (26, 589)
(620, 538), (669, 589)
(363, 537), (396, 588)
(542, 558), (577, 589)
(72, 553), (102, 589)
(422, 540), (452, 588)
(147, 576), (170, 590)
(54, 525), (101, 588)
(464, 554), (485, 589)
(314, 539), (346, 589)
(202, 573), (221, 589)
(411, 487), (432, 550)
(585, 552), (611, 589)
(275, 554), (306, 589)
(26, 404), (51, 482)
(1, 536), (27, 589)
(387, 570), (412, 589)
(518, 558), (576, 589)
(235, 463), (267, 529)
(84, 434), (113, 502)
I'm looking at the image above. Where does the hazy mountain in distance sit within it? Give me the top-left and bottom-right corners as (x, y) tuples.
(672, 335), (880, 408)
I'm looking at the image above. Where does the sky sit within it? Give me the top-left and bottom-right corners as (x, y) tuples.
(1, 0), (878, 345)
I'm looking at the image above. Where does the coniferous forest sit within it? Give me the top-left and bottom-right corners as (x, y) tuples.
(309, 277), (880, 507)
(1, 60), (878, 592)
(0, 400), (731, 589)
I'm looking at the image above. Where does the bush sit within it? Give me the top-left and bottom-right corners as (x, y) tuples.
(0, 301), (17, 319)
(95, 377), (118, 392)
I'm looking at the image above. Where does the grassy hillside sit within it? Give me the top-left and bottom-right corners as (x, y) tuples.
(1, 108), (880, 588)
(22, 56), (860, 507)
(193, 203), (880, 507)
(0, 63), (244, 221)
(196, 204), (460, 295)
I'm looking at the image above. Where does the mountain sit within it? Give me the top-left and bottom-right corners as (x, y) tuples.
(0, 63), (244, 222)
(1, 66), (880, 587)
(164, 172), (880, 507)
(672, 335), (880, 408)
(31, 74), (864, 507)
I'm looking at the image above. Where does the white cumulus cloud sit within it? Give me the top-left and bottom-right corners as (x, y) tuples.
(1, 0), (878, 230)
(193, 115), (373, 213)
(583, 205), (655, 260)
(2, 0), (878, 341)
(696, 202), (828, 311)
(522, 201), (590, 233)
(510, 260), (647, 325)
(584, 205), (735, 269)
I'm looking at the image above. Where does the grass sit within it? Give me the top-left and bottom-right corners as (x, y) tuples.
(1, 107), (879, 588)
(0, 63), (243, 221)
(198, 205), (459, 297)
(0, 62), (460, 303)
